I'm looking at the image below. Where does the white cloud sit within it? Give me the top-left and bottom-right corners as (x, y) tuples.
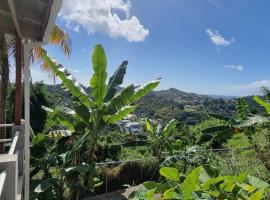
(222, 80), (270, 96)
(59, 0), (149, 42)
(206, 29), (234, 47)
(224, 65), (244, 71)
(251, 80), (270, 87)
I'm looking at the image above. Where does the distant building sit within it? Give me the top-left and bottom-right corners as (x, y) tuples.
(117, 119), (146, 136)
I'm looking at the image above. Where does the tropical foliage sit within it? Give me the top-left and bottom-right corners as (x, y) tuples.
(145, 119), (176, 159)
(129, 165), (270, 200)
(30, 44), (160, 199)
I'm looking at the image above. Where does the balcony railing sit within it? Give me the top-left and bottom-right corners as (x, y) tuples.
(0, 124), (25, 200)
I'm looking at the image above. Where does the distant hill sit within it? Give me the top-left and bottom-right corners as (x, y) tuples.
(134, 88), (237, 124)
(46, 85), (268, 125)
(46, 85), (238, 125)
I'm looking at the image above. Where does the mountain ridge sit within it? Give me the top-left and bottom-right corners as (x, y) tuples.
(45, 84), (237, 125)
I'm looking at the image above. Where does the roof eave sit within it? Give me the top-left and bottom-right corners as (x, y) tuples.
(42, 0), (63, 43)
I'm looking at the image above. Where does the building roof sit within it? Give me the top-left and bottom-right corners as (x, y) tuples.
(0, 0), (62, 41)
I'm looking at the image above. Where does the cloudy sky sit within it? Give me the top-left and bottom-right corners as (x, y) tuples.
(25, 0), (270, 96)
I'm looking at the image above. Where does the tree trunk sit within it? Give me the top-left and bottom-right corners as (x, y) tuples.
(0, 33), (9, 153)
(83, 133), (98, 188)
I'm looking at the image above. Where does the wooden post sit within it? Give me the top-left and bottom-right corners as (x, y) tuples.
(24, 43), (30, 200)
(15, 36), (22, 125)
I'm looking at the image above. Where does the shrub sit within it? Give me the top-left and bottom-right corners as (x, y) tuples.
(95, 158), (159, 194)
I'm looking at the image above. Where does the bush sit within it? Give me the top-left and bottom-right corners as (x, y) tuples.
(95, 158), (159, 194)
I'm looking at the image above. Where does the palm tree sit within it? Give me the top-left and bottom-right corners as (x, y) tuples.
(0, 25), (71, 153)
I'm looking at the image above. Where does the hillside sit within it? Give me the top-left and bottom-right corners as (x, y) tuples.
(134, 88), (236, 124)
(46, 85), (238, 125)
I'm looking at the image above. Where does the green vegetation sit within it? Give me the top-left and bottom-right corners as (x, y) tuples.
(30, 44), (160, 199)
(6, 82), (50, 133)
(130, 165), (270, 200)
(16, 43), (270, 199)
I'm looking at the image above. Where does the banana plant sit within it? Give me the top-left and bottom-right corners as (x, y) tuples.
(199, 99), (269, 148)
(43, 44), (160, 191)
(145, 119), (176, 160)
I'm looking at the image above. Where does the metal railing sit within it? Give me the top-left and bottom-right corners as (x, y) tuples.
(0, 124), (25, 200)
(0, 170), (7, 197)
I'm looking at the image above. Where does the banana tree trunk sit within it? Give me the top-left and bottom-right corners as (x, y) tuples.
(83, 118), (100, 190)
(0, 33), (9, 153)
(83, 132), (98, 188)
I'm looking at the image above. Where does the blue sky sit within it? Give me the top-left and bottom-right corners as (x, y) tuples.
(29, 0), (270, 96)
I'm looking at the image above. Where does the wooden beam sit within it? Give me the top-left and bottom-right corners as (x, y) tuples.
(0, 11), (16, 34)
(7, 0), (22, 37)
(15, 36), (22, 125)
(0, 24), (16, 35)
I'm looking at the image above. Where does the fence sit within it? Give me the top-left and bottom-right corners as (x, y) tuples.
(0, 124), (25, 200)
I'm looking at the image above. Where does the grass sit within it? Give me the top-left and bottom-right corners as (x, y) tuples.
(211, 130), (269, 180)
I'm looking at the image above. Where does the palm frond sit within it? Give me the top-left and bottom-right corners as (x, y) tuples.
(49, 25), (72, 57)
(5, 34), (16, 56)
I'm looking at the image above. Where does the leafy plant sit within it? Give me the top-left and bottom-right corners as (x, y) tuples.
(145, 119), (176, 160)
(30, 131), (100, 200)
(199, 98), (269, 149)
(37, 44), (160, 199)
(129, 165), (270, 200)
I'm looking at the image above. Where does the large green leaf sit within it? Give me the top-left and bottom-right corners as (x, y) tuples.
(163, 119), (176, 136)
(32, 134), (50, 146)
(200, 125), (233, 143)
(90, 44), (107, 108)
(43, 106), (78, 133)
(104, 106), (136, 124)
(253, 96), (270, 114)
(34, 178), (57, 193)
(181, 166), (201, 200)
(192, 191), (213, 200)
(163, 188), (182, 199)
(143, 181), (169, 193)
(105, 61), (128, 102)
(199, 165), (219, 183)
(131, 79), (160, 102)
(160, 167), (180, 182)
(248, 175), (269, 190)
(43, 54), (92, 107)
(249, 191), (264, 200)
(75, 104), (91, 122)
(160, 155), (183, 167)
(106, 85), (135, 113)
(145, 118), (154, 134)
